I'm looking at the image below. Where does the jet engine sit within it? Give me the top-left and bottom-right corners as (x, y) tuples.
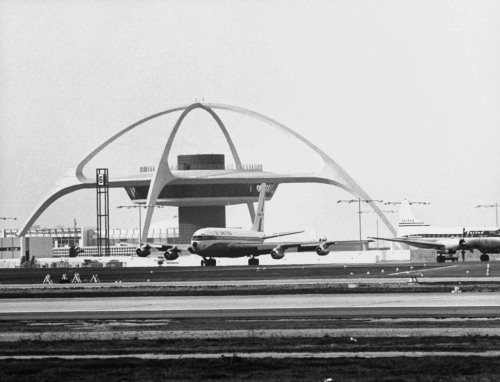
(136, 245), (151, 257)
(164, 247), (180, 261)
(270, 246), (285, 260)
(69, 246), (84, 257)
(315, 242), (331, 256)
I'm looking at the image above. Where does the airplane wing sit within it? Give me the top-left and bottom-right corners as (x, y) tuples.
(369, 236), (446, 250)
(263, 230), (304, 240)
(134, 243), (193, 260)
(245, 240), (336, 257)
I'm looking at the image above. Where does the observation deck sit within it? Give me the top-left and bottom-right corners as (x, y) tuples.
(126, 156), (277, 207)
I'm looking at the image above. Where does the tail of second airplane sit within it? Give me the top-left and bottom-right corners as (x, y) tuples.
(252, 183), (266, 232)
(397, 199), (430, 236)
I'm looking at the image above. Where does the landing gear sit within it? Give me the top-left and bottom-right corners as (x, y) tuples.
(201, 258), (217, 266)
(248, 257), (259, 266)
(480, 253), (490, 262)
(461, 250), (466, 262)
(436, 253), (459, 262)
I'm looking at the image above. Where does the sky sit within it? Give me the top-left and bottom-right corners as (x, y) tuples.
(0, 0), (499, 240)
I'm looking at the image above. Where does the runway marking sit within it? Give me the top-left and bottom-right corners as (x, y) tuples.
(389, 265), (459, 276)
(2, 351), (500, 360)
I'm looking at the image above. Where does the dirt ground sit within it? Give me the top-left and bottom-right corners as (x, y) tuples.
(1, 317), (500, 381)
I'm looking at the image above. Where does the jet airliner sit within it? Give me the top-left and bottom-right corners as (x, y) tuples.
(136, 183), (335, 266)
(370, 199), (500, 262)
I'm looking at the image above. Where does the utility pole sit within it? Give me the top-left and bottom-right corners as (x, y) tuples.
(337, 198), (383, 250)
(117, 205), (166, 243)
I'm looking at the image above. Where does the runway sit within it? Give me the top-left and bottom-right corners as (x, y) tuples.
(1, 293), (499, 320)
(2, 262), (499, 320)
(2, 351), (500, 360)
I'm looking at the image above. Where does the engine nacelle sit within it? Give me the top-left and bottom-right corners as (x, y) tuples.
(270, 246), (285, 260)
(164, 247), (180, 261)
(69, 246), (84, 257)
(136, 245), (151, 258)
(315, 243), (331, 256)
(436, 238), (462, 255)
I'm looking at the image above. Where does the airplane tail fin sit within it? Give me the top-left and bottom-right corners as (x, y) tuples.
(397, 199), (429, 236)
(252, 183), (266, 232)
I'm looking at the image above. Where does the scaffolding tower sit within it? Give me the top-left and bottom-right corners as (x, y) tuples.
(96, 168), (110, 256)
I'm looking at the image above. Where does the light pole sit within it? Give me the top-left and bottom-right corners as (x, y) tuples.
(337, 198), (383, 250)
(73, 219), (77, 247)
(117, 205), (165, 243)
(475, 203), (499, 227)
(359, 210), (397, 248)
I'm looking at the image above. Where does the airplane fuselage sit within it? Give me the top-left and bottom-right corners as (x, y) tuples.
(375, 199), (500, 262)
(191, 228), (265, 258)
(400, 226), (497, 238)
(402, 227), (500, 254)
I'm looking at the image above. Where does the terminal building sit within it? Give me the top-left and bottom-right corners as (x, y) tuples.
(1, 225), (179, 260)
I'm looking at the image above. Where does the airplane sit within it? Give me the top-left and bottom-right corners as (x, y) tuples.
(135, 183), (335, 266)
(370, 199), (500, 263)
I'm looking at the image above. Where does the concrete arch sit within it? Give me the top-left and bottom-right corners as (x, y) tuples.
(140, 103), (256, 243)
(205, 103), (396, 236)
(206, 103), (396, 236)
(18, 105), (191, 236)
(18, 102), (395, 239)
(75, 106), (189, 183)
